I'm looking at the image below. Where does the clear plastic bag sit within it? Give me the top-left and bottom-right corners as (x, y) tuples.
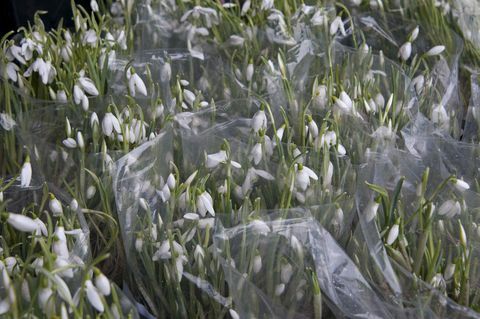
(214, 208), (393, 318)
(352, 146), (480, 317)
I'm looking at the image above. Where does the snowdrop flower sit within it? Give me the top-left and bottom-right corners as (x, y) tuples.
(241, 0), (251, 15)
(386, 224), (399, 245)
(323, 161), (334, 188)
(62, 138), (77, 149)
(412, 75), (425, 94)
(102, 113), (121, 137)
(53, 226), (69, 258)
(364, 200), (380, 222)
(6, 62), (19, 82)
(90, 0), (99, 12)
(295, 164), (318, 191)
(444, 263), (455, 280)
(73, 85), (85, 105)
(438, 200), (461, 219)
(54, 257), (74, 278)
(184, 213), (200, 221)
(252, 109), (267, 132)
(431, 104), (449, 128)
(335, 92), (353, 113)
(410, 26), (419, 42)
(20, 158), (32, 188)
(83, 29), (98, 47)
(128, 69), (147, 97)
(49, 194), (63, 216)
(87, 185), (96, 199)
(160, 62), (171, 82)
(281, 263), (293, 284)
(78, 74), (99, 96)
(250, 142), (263, 165)
(250, 220), (270, 235)
(206, 150), (241, 169)
(311, 9), (326, 26)
(229, 35), (245, 47)
(183, 89), (196, 106)
(229, 309), (240, 319)
(0, 113), (16, 131)
(94, 272), (111, 296)
(330, 17), (346, 36)
(313, 84), (328, 109)
(57, 90), (67, 102)
(38, 286), (54, 314)
(6, 213), (39, 232)
(253, 255), (262, 273)
(454, 178), (470, 192)
(197, 191), (215, 217)
(307, 116), (319, 139)
(246, 63), (254, 82)
(426, 45), (445, 56)
(430, 273), (446, 290)
(275, 283), (285, 296)
(398, 42), (412, 61)
(459, 220), (467, 248)
(241, 168), (275, 196)
(85, 280), (104, 312)
(90, 112), (99, 128)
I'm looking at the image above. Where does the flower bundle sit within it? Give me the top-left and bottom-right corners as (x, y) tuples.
(1, 0), (480, 318)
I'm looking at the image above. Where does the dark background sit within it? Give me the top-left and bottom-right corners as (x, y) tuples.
(0, 0), (91, 37)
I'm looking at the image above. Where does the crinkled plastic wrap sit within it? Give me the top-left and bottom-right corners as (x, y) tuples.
(214, 208), (393, 318)
(341, 12), (464, 138)
(352, 146), (480, 318)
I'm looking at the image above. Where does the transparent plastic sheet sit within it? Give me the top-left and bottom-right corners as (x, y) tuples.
(113, 98), (358, 316)
(402, 115), (480, 188)
(213, 208), (393, 318)
(452, 1), (480, 49)
(340, 12), (464, 138)
(351, 148), (480, 318)
(462, 70), (480, 142)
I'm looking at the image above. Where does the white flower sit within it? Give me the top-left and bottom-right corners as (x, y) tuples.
(183, 89), (196, 106)
(78, 76), (99, 96)
(430, 273), (445, 290)
(20, 160), (32, 188)
(322, 161), (334, 188)
(197, 191), (215, 217)
(444, 263), (455, 280)
(73, 85), (85, 105)
(386, 224), (399, 245)
(250, 143), (263, 165)
(229, 309), (240, 319)
(54, 257), (74, 278)
(6, 62), (19, 82)
(330, 17), (346, 36)
(426, 45), (445, 56)
(410, 26), (419, 41)
(261, 0), (274, 10)
(83, 29), (98, 46)
(102, 113), (121, 137)
(49, 196), (63, 216)
(184, 213), (200, 221)
(459, 221), (467, 247)
(206, 150), (227, 169)
(90, 112), (99, 128)
(241, 168), (275, 196)
(307, 118), (319, 139)
(0, 113), (16, 131)
(7, 213), (39, 232)
(38, 287), (53, 314)
(454, 179), (470, 192)
(398, 42), (412, 61)
(412, 75), (425, 94)
(281, 263), (293, 284)
(250, 220), (270, 235)
(431, 104), (449, 128)
(0, 298), (10, 315)
(253, 255), (262, 274)
(311, 9), (326, 26)
(94, 273), (111, 296)
(129, 72), (147, 97)
(335, 91), (353, 113)
(57, 90), (67, 102)
(229, 35), (245, 47)
(246, 63), (254, 82)
(295, 164), (318, 191)
(62, 138), (77, 149)
(53, 226), (69, 258)
(438, 200), (461, 219)
(275, 283), (285, 296)
(364, 200), (380, 222)
(241, 0), (251, 15)
(90, 0), (99, 12)
(85, 280), (104, 312)
(160, 62), (171, 82)
(252, 110), (267, 132)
